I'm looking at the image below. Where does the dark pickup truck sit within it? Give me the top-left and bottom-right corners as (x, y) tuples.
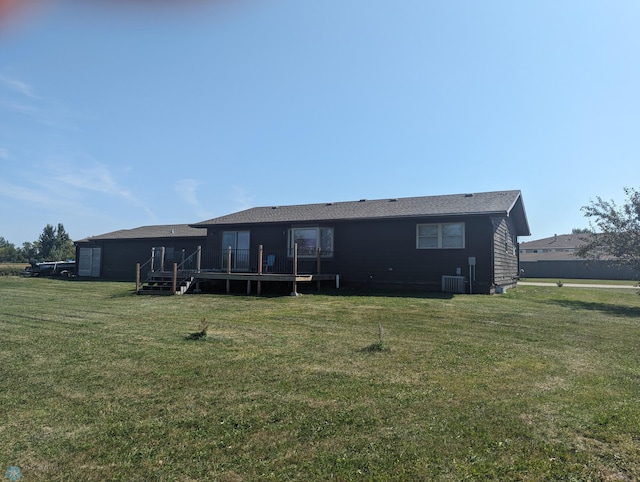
(24, 261), (76, 277)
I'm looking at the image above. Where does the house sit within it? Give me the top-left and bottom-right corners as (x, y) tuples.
(189, 190), (530, 294)
(519, 233), (590, 258)
(519, 233), (637, 280)
(75, 225), (207, 279)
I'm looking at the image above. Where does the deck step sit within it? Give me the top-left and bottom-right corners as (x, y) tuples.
(139, 275), (195, 295)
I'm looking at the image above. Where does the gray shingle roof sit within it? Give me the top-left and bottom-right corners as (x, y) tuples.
(519, 233), (593, 261)
(193, 190), (530, 235)
(519, 233), (592, 250)
(77, 224), (206, 242)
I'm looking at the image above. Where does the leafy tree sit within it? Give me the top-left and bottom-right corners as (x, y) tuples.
(577, 187), (640, 275)
(38, 224), (57, 260)
(50, 223), (75, 261)
(19, 242), (40, 263)
(0, 237), (23, 262)
(571, 227), (590, 234)
(36, 223), (75, 261)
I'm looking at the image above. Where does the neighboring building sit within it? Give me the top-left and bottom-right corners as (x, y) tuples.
(75, 225), (207, 280)
(190, 190), (530, 294)
(519, 233), (589, 258)
(519, 233), (636, 279)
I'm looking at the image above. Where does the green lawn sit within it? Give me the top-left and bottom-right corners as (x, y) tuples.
(521, 277), (637, 286)
(1, 277), (639, 481)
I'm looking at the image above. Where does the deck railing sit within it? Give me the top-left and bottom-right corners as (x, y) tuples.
(197, 245), (333, 275)
(137, 244), (335, 294)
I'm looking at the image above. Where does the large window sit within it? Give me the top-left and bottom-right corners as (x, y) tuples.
(288, 227), (334, 257)
(417, 223), (465, 249)
(222, 231), (250, 270)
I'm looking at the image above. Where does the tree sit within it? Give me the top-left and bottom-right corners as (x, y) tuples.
(0, 237), (23, 262)
(38, 224), (57, 260)
(576, 187), (640, 275)
(36, 223), (75, 261)
(50, 223), (75, 261)
(19, 242), (40, 263)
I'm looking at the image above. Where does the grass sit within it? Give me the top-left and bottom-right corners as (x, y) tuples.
(1, 277), (640, 480)
(0, 263), (29, 276)
(522, 277), (637, 286)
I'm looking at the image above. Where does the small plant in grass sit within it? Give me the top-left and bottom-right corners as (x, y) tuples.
(557, 280), (564, 287)
(185, 318), (209, 340)
(364, 322), (389, 352)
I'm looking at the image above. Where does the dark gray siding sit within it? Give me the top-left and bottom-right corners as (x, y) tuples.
(75, 237), (205, 280)
(206, 215), (498, 293)
(491, 216), (519, 290)
(332, 216), (493, 291)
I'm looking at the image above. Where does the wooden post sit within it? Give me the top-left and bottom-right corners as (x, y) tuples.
(257, 245), (263, 296)
(150, 247), (156, 272)
(194, 245), (202, 294)
(160, 247), (166, 272)
(247, 279), (251, 295)
(135, 263), (140, 294)
(291, 242), (298, 296)
(316, 247), (322, 290)
(172, 263), (177, 294)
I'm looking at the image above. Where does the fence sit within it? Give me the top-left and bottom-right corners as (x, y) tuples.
(520, 260), (637, 280)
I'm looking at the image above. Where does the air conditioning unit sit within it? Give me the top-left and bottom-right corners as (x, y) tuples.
(441, 275), (466, 294)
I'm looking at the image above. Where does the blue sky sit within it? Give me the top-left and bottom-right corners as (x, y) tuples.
(1, 0), (638, 246)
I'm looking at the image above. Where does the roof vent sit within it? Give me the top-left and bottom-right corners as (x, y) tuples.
(359, 199), (367, 202)
(326, 202), (333, 206)
(464, 193), (473, 198)
(389, 198), (397, 202)
(271, 206), (278, 209)
(171, 228), (175, 234)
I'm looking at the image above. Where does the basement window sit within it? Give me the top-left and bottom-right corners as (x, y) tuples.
(288, 227), (334, 257)
(417, 223), (465, 249)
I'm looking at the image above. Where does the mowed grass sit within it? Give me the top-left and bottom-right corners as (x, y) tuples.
(1, 278), (639, 481)
(523, 277), (638, 286)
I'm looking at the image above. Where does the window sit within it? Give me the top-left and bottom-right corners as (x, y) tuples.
(288, 227), (333, 257)
(222, 231), (250, 270)
(417, 223), (465, 249)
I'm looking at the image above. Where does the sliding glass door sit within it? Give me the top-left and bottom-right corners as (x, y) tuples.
(221, 231), (250, 271)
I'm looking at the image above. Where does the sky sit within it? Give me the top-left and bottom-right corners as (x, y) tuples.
(1, 0), (639, 246)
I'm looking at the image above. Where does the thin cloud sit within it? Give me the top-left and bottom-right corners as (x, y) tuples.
(231, 185), (253, 211)
(0, 72), (84, 130)
(0, 74), (40, 99)
(45, 159), (156, 219)
(174, 178), (214, 220)
(0, 98), (39, 115)
(0, 177), (73, 208)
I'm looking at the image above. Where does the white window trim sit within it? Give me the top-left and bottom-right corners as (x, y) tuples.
(416, 222), (465, 249)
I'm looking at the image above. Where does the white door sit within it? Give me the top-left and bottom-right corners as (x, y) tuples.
(78, 247), (101, 277)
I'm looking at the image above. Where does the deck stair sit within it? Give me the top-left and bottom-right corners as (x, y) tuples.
(139, 274), (195, 295)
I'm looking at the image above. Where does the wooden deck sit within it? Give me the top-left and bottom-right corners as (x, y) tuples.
(194, 271), (340, 295)
(195, 271), (336, 282)
(136, 244), (340, 295)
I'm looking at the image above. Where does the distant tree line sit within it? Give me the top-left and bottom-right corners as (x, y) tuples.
(0, 223), (75, 263)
